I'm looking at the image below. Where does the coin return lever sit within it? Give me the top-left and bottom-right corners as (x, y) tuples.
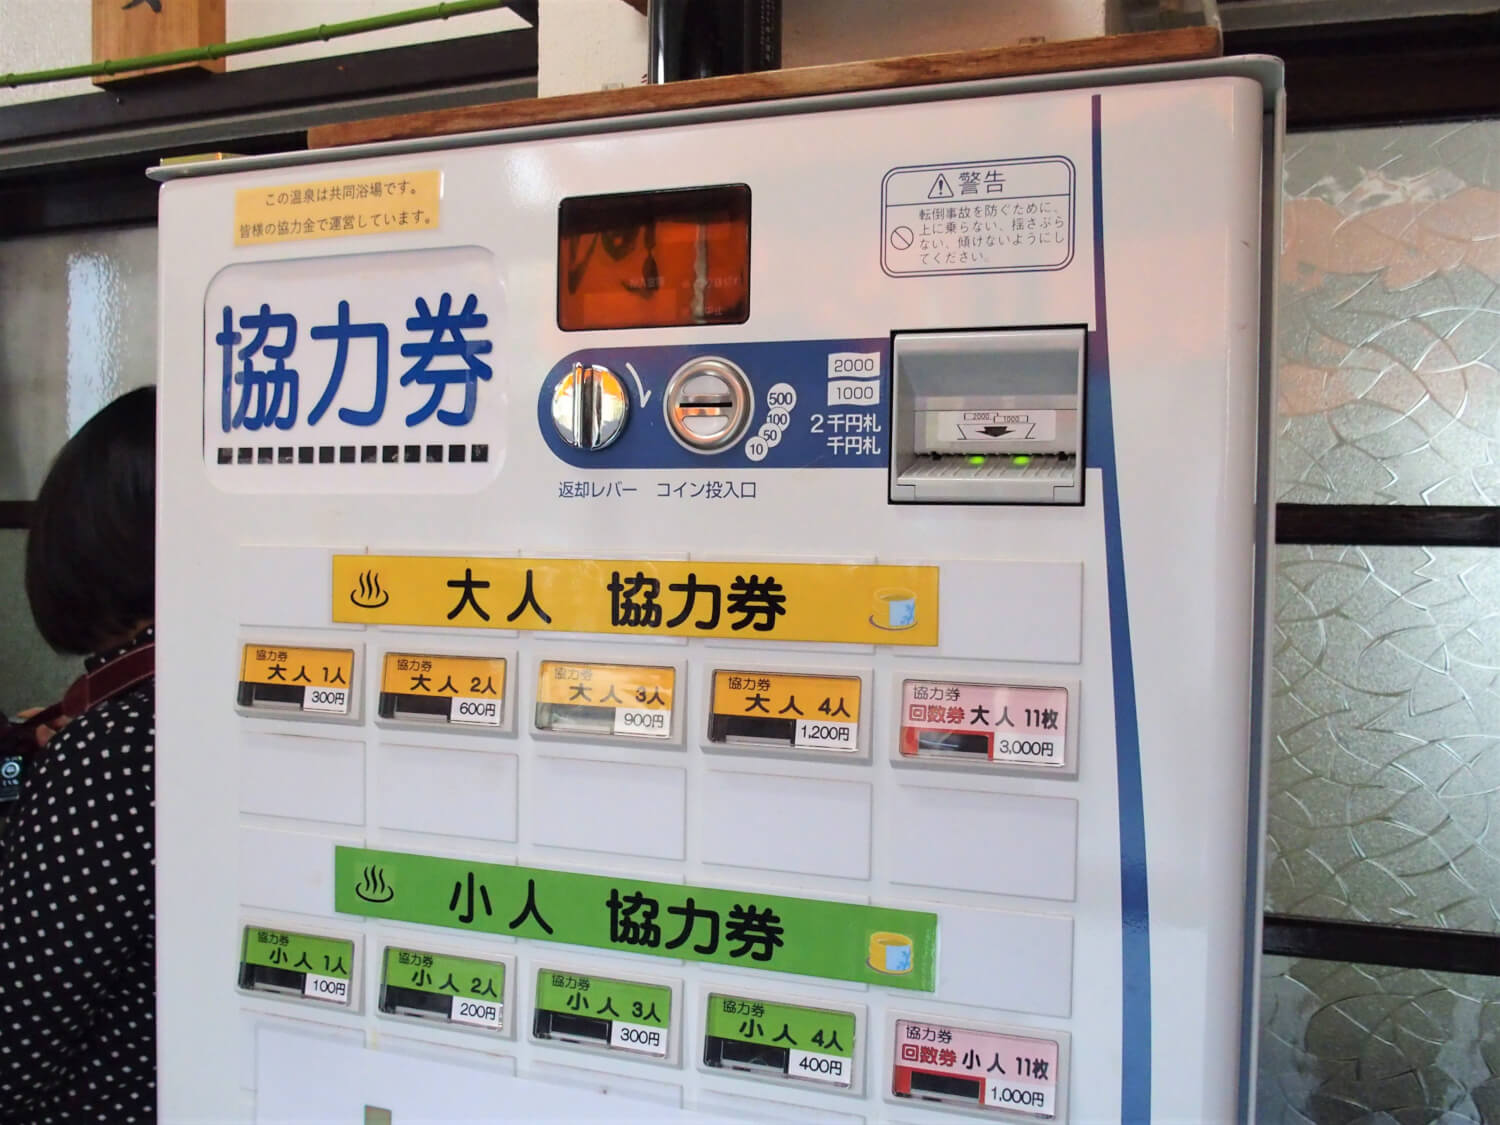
(889, 327), (1084, 504)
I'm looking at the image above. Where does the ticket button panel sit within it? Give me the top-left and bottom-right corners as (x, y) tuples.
(377, 652), (509, 730)
(238, 644), (356, 717)
(378, 946), (508, 1032)
(238, 925), (355, 1008)
(704, 992), (859, 1092)
(533, 660), (678, 743)
(891, 1016), (1065, 1119)
(898, 677), (1075, 776)
(532, 968), (674, 1059)
(707, 669), (864, 755)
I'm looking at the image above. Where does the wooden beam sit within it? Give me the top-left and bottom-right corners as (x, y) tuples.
(617, 0), (647, 13)
(308, 25), (1220, 149)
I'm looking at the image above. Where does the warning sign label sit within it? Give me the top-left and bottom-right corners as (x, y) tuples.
(881, 156), (1075, 278)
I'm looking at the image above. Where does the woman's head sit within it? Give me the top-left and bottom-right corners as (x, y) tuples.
(26, 386), (156, 654)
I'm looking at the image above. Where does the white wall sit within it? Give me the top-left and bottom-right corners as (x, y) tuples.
(0, 0), (1115, 108)
(0, 0), (530, 109)
(542, 0), (1114, 97)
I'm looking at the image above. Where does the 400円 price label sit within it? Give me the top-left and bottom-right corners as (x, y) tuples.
(534, 969), (671, 1057)
(535, 661), (674, 740)
(379, 652), (507, 727)
(709, 670), (861, 752)
(239, 644), (353, 715)
(381, 947), (505, 1030)
(705, 993), (856, 1088)
(239, 926), (353, 1005)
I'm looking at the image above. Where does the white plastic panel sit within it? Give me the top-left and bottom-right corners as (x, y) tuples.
(925, 560), (1083, 664)
(933, 904), (1074, 1017)
(239, 731), (365, 825)
(374, 743), (518, 842)
(700, 770), (872, 881)
(887, 786), (1078, 901)
(529, 1060), (684, 1108)
(235, 547), (349, 629)
(531, 757), (687, 860)
(255, 1031), (736, 1123)
(237, 827), (344, 915)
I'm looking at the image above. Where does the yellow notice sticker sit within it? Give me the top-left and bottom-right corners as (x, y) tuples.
(234, 170), (441, 246)
(334, 556), (937, 647)
(380, 653), (507, 700)
(240, 644), (354, 688)
(536, 662), (674, 710)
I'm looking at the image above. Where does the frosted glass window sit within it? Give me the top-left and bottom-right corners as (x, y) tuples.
(1270, 545), (1500, 932)
(1258, 956), (1500, 1124)
(0, 225), (157, 501)
(1277, 121), (1500, 506)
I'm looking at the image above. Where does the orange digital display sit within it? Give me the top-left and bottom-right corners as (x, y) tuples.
(558, 185), (750, 331)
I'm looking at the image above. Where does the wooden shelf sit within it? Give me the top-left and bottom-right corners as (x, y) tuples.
(307, 25), (1221, 149)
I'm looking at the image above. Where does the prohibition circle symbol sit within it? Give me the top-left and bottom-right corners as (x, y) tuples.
(889, 226), (914, 250)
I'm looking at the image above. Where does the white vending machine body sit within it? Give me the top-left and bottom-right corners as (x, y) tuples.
(154, 58), (1282, 1125)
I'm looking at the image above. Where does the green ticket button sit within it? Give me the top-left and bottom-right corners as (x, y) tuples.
(707, 994), (855, 1058)
(239, 926), (354, 1006)
(704, 993), (857, 1088)
(534, 969), (672, 1056)
(379, 946), (505, 1030)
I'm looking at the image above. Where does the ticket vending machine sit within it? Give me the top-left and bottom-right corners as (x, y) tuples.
(155, 56), (1283, 1124)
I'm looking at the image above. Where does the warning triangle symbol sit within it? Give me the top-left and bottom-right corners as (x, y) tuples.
(927, 174), (954, 199)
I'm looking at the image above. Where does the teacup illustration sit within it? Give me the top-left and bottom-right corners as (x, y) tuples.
(872, 588), (917, 631)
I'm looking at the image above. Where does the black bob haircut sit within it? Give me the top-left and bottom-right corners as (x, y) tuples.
(26, 386), (156, 655)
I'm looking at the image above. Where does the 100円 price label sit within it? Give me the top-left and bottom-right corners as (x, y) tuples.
(337, 846), (937, 990)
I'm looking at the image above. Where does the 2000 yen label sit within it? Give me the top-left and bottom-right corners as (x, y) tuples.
(900, 680), (1069, 768)
(893, 1018), (1060, 1118)
(710, 671), (861, 753)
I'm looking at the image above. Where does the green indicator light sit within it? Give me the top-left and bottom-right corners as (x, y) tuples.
(1013, 455), (1032, 466)
(967, 455), (986, 466)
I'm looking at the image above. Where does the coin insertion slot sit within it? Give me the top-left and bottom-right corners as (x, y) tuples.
(889, 327), (1085, 504)
(379, 694), (450, 722)
(237, 962), (305, 996)
(236, 682), (303, 710)
(663, 357), (754, 453)
(909, 1069), (984, 1104)
(380, 984), (452, 1022)
(705, 1036), (790, 1076)
(534, 1008), (615, 1047)
(909, 730), (990, 757)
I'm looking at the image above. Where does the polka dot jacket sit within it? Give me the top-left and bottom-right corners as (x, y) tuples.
(0, 627), (155, 1123)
